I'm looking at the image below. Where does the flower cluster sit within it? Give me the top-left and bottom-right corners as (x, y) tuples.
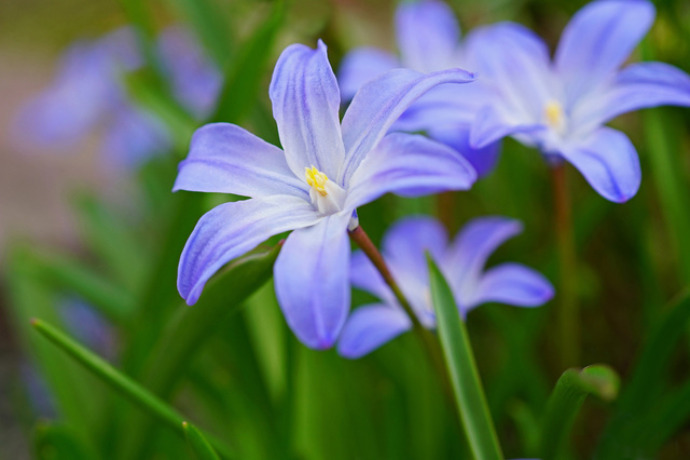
(14, 26), (221, 168)
(175, 0), (690, 352)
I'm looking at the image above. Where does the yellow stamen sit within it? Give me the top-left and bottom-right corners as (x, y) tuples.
(544, 100), (564, 129)
(305, 166), (329, 197)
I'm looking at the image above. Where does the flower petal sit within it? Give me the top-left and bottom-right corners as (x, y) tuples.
(395, 0), (461, 72)
(338, 48), (399, 101)
(575, 62), (690, 132)
(470, 105), (546, 149)
(465, 22), (554, 133)
(103, 107), (170, 168)
(350, 251), (396, 305)
(274, 212), (352, 349)
(178, 196), (319, 305)
(469, 263), (554, 310)
(337, 304), (411, 359)
(345, 133), (476, 209)
(269, 40), (345, 179)
(559, 127), (641, 202)
(173, 123), (308, 199)
(340, 67), (475, 183)
(427, 123), (502, 177)
(555, 0), (655, 104)
(445, 217), (523, 305)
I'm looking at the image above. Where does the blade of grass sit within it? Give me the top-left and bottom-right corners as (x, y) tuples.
(183, 421), (221, 460)
(539, 365), (619, 460)
(427, 254), (503, 460)
(31, 319), (234, 459)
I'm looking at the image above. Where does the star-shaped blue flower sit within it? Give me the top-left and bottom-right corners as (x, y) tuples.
(175, 41), (477, 349)
(338, 216), (553, 358)
(466, 0), (690, 202)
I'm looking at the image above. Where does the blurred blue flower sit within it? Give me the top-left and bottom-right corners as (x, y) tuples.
(58, 297), (115, 359)
(466, 0), (690, 202)
(14, 26), (221, 168)
(174, 40), (477, 349)
(338, 216), (553, 358)
(338, 0), (501, 176)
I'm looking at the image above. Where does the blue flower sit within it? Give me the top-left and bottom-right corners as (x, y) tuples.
(338, 0), (501, 176)
(337, 216), (553, 358)
(174, 40), (477, 349)
(14, 27), (221, 168)
(465, 0), (690, 202)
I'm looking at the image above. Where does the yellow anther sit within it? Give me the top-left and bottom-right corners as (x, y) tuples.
(544, 100), (564, 129)
(305, 166), (329, 197)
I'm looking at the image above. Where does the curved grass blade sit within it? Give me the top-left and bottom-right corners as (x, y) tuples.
(427, 255), (503, 460)
(210, 0), (285, 124)
(31, 319), (234, 459)
(539, 365), (619, 460)
(183, 421), (221, 460)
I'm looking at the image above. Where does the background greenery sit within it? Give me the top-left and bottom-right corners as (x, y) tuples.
(1, 0), (690, 458)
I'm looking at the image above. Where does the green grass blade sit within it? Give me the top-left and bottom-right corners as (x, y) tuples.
(594, 293), (690, 459)
(210, 0), (285, 124)
(539, 365), (619, 460)
(183, 421), (221, 460)
(427, 255), (503, 460)
(167, 0), (232, 68)
(32, 422), (93, 460)
(30, 319), (234, 459)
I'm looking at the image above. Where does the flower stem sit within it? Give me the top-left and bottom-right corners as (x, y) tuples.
(348, 226), (450, 385)
(551, 163), (579, 368)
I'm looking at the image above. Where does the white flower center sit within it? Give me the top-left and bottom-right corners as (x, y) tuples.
(544, 99), (567, 136)
(304, 166), (346, 215)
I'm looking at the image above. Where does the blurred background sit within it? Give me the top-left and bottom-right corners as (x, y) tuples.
(2, 0), (690, 459)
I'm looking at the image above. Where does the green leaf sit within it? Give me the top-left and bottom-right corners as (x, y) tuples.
(30, 319), (234, 459)
(117, 245), (280, 460)
(72, 193), (147, 293)
(539, 365), (619, 460)
(32, 422), (92, 460)
(166, 0), (233, 68)
(183, 421), (221, 460)
(22, 249), (135, 323)
(427, 255), (503, 460)
(595, 293), (690, 459)
(210, 0), (285, 124)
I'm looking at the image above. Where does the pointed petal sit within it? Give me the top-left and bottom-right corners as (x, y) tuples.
(465, 23), (554, 133)
(340, 67), (475, 183)
(559, 127), (641, 202)
(274, 212), (352, 349)
(346, 133), (476, 209)
(337, 304), (411, 358)
(555, 0), (655, 104)
(470, 105), (545, 149)
(470, 263), (554, 310)
(396, 0), (461, 72)
(173, 123), (308, 199)
(350, 251), (396, 304)
(427, 123), (502, 177)
(338, 48), (399, 101)
(178, 196), (319, 305)
(382, 216), (448, 282)
(446, 217), (523, 302)
(576, 62), (690, 131)
(269, 40), (346, 178)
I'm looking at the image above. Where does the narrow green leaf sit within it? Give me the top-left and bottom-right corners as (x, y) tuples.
(31, 319), (234, 459)
(539, 365), (619, 460)
(23, 249), (135, 323)
(183, 421), (221, 460)
(210, 0), (285, 124)
(32, 422), (92, 460)
(166, 0), (233, 68)
(117, 245), (280, 460)
(595, 293), (690, 459)
(72, 193), (147, 293)
(427, 255), (503, 460)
